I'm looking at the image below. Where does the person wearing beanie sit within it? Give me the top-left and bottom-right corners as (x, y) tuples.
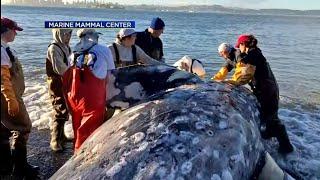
(46, 28), (73, 152)
(211, 43), (243, 81)
(108, 28), (163, 68)
(1, 17), (39, 179)
(220, 34), (294, 154)
(135, 17), (165, 62)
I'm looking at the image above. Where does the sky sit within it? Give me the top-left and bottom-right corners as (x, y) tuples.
(78, 0), (320, 10)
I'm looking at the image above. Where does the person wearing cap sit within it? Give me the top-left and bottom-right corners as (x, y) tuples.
(108, 28), (163, 68)
(135, 17), (165, 62)
(46, 28), (73, 152)
(227, 34), (294, 154)
(1, 17), (39, 178)
(173, 55), (206, 78)
(62, 29), (114, 152)
(211, 43), (243, 81)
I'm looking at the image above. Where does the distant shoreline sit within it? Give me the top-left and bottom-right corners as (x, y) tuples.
(2, 4), (320, 17)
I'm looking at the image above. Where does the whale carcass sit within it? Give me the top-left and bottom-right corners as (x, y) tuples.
(51, 65), (292, 180)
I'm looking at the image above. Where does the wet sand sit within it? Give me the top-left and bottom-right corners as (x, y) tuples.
(27, 128), (73, 179)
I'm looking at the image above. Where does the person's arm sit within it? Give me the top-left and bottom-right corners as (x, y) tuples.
(136, 45), (163, 65)
(48, 46), (68, 76)
(1, 65), (19, 116)
(107, 45), (117, 66)
(224, 61), (256, 86)
(160, 40), (164, 62)
(212, 66), (229, 81)
(105, 47), (115, 71)
(211, 62), (234, 81)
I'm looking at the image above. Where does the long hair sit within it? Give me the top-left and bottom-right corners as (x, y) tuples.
(1, 26), (8, 34)
(244, 35), (258, 49)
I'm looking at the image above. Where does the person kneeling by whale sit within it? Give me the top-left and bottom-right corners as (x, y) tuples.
(108, 28), (163, 68)
(173, 55), (206, 78)
(62, 29), (115, 152)
(212, 38), (293, 154)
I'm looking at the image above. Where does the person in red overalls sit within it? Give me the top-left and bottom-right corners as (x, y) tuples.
(62, 29), (115, 152)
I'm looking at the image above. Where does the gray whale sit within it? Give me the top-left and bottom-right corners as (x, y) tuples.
(51, 65), (293, 180)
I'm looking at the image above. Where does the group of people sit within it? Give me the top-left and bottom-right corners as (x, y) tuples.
(1, 15), (293, 179)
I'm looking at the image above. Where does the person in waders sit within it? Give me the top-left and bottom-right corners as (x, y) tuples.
(218, 34), (294, 154)
(62, 29), (114, 153)
(46, 28), (73, 152)
(105, 28), (163, 120)
(108, 28), (163, 68)
(1, 17), (39, 179)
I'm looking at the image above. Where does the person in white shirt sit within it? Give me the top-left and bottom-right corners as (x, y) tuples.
(63, 29), (115, 152)
(108, 28), (163, 68)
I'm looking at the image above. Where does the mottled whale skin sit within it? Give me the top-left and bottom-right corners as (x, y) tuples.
(51, 65), (292, 180)
(106, 64), (202, 109)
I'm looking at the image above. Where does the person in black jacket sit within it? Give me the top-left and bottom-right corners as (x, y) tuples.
(228, 34), (294, 154)
(135, 17), (165, 62)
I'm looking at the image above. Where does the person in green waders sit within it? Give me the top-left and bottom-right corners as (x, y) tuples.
(1, 17), (39, 179)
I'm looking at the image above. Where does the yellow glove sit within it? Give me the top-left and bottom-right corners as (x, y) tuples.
(1, 66), (20, 116)
(212, 67), (228, 81)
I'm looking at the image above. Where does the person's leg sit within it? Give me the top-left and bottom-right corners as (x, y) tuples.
(271, 116), (294, 153)
(0, 123), (12, 177)
(257, 83), (293, 153)
(48, 77), (70, 152)
(11, 131), (39, 179)
(75, 106), (105, 152)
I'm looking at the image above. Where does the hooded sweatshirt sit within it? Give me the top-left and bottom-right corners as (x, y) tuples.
(47, 29), (72, 76)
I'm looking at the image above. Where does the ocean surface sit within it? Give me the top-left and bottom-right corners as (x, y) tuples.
(1, 5), (320, 179)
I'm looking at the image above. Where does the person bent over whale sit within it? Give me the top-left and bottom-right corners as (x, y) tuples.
(173, 55), (206, 78)
(108, 28), (163, 68)
(212, 43), (244, 81)
(1, 17), (39, 179)
(62, 29), (115, 152)
(46, 28), (73, 152)
(135, 17), (165, 62)
(213, 36), (294, 154)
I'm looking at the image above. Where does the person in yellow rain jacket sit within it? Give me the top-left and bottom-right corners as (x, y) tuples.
(212, 43), (246, 82)
(213, 35), (294, 154)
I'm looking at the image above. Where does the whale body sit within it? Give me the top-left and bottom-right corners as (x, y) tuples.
(51, 65), (293, 180)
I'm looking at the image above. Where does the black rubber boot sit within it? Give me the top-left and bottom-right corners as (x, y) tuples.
(12, 147), (39, 179)
(276, 124), (294, 154)
(260, 122), (273, 139)
(0, 143), (12, 176)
